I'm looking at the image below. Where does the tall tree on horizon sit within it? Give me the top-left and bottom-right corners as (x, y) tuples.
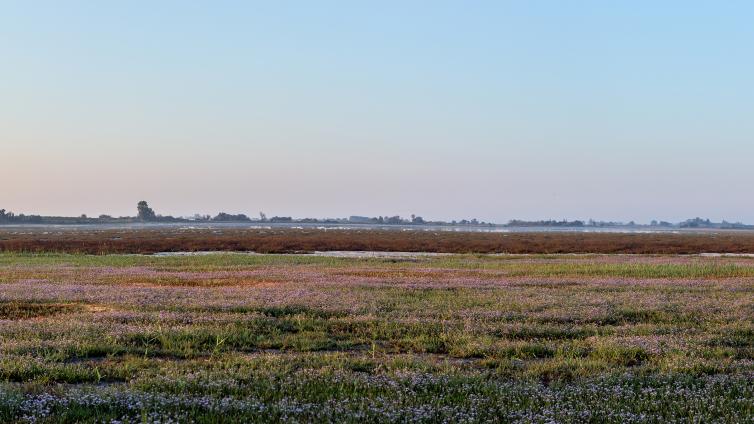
(137, 201), (156, 221)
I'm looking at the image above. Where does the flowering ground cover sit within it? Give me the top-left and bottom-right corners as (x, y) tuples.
(0, 253), (753, 422)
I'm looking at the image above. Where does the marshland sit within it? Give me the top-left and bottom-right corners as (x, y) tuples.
(0, 233), (753, 422)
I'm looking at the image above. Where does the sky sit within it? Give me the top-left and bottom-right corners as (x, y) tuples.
(2, 1), (753, 223)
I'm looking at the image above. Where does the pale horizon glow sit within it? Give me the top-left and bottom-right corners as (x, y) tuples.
(2, 1), (754, 224)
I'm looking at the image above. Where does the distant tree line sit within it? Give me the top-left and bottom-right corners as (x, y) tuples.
(0, 209), (44, 224)
(211, 212), (251, 222)
(2, 203), (753, 229)
(136, 201), (251, 223)
(678, 217), (752, 229)
(0, 209), (96, 224)
(345, 215), (490, 226)
(507, 219), (585, 227)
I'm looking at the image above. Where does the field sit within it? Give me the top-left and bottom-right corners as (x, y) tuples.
(3, 227), (754, 254)
(0, 250), (753, 422)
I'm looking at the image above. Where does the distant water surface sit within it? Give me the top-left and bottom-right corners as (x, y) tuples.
(1, 222), (752, 234)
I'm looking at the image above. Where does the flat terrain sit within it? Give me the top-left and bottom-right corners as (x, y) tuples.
(0, 253), (753, 422)
(3, 227), (754, 254)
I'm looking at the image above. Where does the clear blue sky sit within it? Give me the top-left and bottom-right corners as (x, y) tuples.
(2, 1), (753, 223)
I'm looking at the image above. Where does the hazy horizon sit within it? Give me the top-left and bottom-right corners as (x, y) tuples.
(0, 200), (749, 226)
(3, 2), (754, 223)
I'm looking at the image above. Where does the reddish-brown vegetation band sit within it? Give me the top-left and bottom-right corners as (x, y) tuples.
(2, 228), (754, 254)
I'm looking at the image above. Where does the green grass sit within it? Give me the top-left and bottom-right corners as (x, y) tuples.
(0, 252), (361, 268)
(0, 252), (753, 422)
(4, 251), (754, 278)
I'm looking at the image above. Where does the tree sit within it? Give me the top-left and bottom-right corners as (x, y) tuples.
(213, 212), (251, 222)
(137, 201), (156, 221)
(269, 216), (292, 223)
(385, 216), (403, 225)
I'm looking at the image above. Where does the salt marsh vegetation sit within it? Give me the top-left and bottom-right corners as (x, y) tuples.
(0, 253), (752, 422)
